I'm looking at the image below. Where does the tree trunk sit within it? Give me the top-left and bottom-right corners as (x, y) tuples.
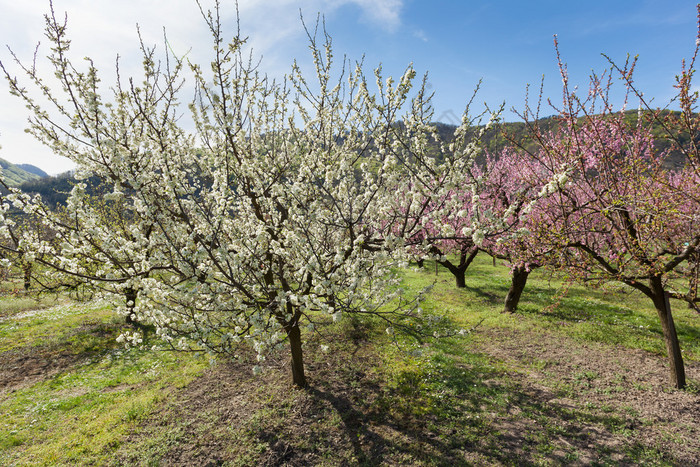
(454, 268), (466, 288)
(438, 246), (478, 289)
(649, 276), (686, 389)
(286, 322), (307, 388)
(504, 266), (530, 313)
(22, 262), (32, 291)
(437, 261), (467, 288)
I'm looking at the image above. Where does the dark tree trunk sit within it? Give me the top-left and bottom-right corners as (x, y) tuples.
(416, 258), (425, 268)
(452, 266), (467, 288)
(438, 245), (478, 288)
(22, 262), (32, 291)
(649, 276), (686, 389)
(504, 265), (530, 313)
(438, 259), (467, 288)
(287, 322), (307, 388)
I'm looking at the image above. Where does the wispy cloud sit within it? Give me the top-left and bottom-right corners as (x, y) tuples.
(346, 0), (403, 31)
(413, 29), (428, 42)
(237, 0), (404, 49)
(0, 0), (404, 75)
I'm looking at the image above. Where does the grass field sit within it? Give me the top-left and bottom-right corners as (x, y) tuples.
(1, 255), (698, 465)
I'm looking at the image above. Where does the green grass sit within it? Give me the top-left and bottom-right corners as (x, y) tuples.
(402, 255), (699, 363)
(0, 299), (207, 466)
(0, 281), (68, 320)
(0, 255), (698, 465)
(1, 353), (204, 465)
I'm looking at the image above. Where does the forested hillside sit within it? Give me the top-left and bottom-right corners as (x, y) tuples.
(16, 110), (693, 206)
(440, 109), (694, 169)
(0, 158), (45, 186)
(16, 164), (48, 178)
(17, 172), (76, 207)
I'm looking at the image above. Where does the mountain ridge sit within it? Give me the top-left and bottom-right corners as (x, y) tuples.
(14, 110), (695, 205)
(0, 158), (46, 186)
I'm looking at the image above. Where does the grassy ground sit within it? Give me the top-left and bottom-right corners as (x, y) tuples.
(0, 257), (698, 466)
(0, 283), (208, 465)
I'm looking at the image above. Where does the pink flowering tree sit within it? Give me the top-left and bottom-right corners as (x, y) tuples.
(377, 91), (509, 288)
(410, 188), (479, 288)
(508, 32), (700, 389)
(475, 149), (550, 313)
(388, 115), (557, 294)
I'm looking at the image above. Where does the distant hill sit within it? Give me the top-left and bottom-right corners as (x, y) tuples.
(14, 110), (696, 206)
(16, 164), (48, 178)
(0, 158), (45, 186)
(18, 172), (107, 207)
(436, 110), (694, 170)
(18, 172), (80, 207)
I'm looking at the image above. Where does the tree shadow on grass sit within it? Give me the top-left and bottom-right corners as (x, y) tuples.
(514, 291), (700, 356)
(305, 385), (388, 464)
(463, 277), (559, 309)
(113, 328), (694, 466)
(295, 338), (680, 466)
(0, 320), (126, 391)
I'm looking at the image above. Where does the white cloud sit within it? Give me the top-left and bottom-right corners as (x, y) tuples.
(413, 29), (428, 42)
(235, 0), (404, 52)
(345, 0), (403, 31)
(1, 0), (404, 78)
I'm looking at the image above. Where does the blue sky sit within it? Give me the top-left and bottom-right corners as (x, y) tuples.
(0, 0), (697, 174)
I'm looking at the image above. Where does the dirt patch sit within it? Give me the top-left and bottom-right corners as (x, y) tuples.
(112, 343), (393, 466)
(114, 338), (473, 466)
(0, 347), (85, 393)
(0, 322), (123, 393)
(475, 327), (700, 465)
(112, 326), (700, 465)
